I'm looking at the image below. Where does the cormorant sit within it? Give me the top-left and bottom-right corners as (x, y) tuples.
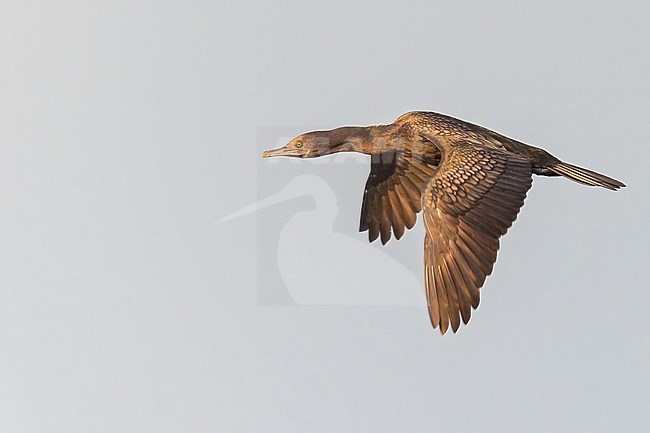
(262, 111), (625, 334)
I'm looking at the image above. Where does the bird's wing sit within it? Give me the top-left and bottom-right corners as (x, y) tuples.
(360, 150), (439, 244)
(421, 141), (533, 334)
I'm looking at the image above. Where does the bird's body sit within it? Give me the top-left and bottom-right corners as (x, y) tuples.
(263, 111), (625, 334)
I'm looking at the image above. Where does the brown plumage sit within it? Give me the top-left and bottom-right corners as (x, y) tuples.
(262, 111), (625, 334)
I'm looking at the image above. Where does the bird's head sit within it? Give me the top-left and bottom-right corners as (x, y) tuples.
(262, 127), (371, 159)
(262, 132), (334, 159)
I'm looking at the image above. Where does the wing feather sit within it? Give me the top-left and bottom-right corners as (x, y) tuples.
(360, 150), (439, 244)
(422, 141), (533, 334)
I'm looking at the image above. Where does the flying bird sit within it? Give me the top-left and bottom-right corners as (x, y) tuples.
(262, 111), (625, 334)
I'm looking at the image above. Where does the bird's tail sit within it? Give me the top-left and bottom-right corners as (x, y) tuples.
(548, 162), (626, 191)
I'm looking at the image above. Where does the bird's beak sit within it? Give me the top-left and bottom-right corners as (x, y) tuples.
(262, 145), (308, 158)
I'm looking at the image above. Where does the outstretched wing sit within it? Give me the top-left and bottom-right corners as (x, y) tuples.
(360, 150), (439, 244)
(422, 141), (533, 334)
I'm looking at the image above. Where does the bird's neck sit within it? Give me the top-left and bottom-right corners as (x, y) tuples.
(323, 125), (397, 155)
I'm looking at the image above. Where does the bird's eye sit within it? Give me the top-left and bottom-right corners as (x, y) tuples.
(296, 141), (303, 148)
